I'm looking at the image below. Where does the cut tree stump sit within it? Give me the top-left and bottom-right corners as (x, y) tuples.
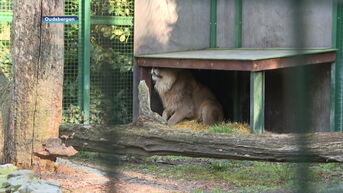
(59, 81), (343, 163)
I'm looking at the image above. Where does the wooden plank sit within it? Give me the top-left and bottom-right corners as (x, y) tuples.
(254, 52), (336, 71)
(136, 51), (336, 71)
(136, 58), (255, 71)
(250, 71), (265, 134)
(136, 49), (336, 61)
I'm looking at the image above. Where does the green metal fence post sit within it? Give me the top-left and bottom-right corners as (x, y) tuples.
(79, 0), (91, 124)
(234, 0), (242, 48)
(210, 0), (217, 48)
(333, 0), (343, 131)
(331, 62), (336, 131)
(250, 71), (265, 134)
(233, 0), (242, 122)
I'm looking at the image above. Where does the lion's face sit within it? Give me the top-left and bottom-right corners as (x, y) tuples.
(151, 68), (162, 82)
(151, 68), (179, 93)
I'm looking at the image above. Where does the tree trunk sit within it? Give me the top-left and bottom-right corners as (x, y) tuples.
(60, 124), (343, 163)
(6, 0), (64, 167)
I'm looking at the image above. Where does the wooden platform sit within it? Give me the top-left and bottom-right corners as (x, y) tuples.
(135, 48), (337, 133)
(136, 48), (336, 71)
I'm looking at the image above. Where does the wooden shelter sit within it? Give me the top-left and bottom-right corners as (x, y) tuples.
(133, 0), (338, 133)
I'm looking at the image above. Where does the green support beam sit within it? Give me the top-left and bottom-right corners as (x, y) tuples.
(210, 0), (217, 48)
(333, 0), (343, 131)
(79, 0), (91, 124)
(0, 15), (12, 22)
(250, 71), (265, 134)
(234, 0), (242, 48)
(331, 63), (336, 131)
(90, 16), (133, 25)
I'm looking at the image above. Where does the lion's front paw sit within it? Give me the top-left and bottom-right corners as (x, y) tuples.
(167, 119), (176, 127)
(162, 110), (170, 121)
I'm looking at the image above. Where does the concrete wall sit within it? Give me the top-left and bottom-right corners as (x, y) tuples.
(217, 0), (235, 48)
(242, 0), (332, 48)
(134, 0), (211, 55)
(135, 0), (333, 53)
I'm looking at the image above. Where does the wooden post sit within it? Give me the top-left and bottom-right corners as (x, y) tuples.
(250, 71), (265, 134)
(6, 0), (64, 167)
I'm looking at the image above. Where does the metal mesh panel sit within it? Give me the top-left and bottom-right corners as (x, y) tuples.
(62, 0), (82, 123)
(63, 0), (134, 125)
(91, 0), (134, 16)
(65, 0), (79, 16)
(0, 0), (12, 16)
(0, 0), (11, 79)
(90, 23), (133, 125)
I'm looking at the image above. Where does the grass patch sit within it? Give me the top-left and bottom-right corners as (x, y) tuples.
(120, 156), (343, 192)
(208, 122), (250, 134)
(71, 153), (343, 192)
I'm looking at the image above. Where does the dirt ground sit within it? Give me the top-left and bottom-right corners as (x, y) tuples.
(38, 163), (173, 193)
(34, 155), (343, 193)
(37, 161), (229, 193)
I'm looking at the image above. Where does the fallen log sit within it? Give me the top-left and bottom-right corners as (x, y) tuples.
(59, 81), (343, 163)
(59, 123), (343, 163)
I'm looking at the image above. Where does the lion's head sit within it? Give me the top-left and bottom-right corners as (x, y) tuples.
(151, 68), (180, 94)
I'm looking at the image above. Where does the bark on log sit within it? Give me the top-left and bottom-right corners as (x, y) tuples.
(60, 124), (343, 163)
(7, 0), (64, 166)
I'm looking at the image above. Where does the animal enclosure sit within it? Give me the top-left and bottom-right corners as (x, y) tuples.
(134, 0), (341, 133)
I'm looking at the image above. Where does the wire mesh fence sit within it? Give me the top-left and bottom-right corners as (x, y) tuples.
(89, 23), (133, 125)
(63, 0), (134, 125)
(0, 0), (343, 192)
(62, 0), (82, 124)
(0, 0), (134, 125)
(88, 0), (134, 125)
(0, 0), (11, 79)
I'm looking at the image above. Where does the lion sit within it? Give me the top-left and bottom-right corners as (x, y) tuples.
(151, 67), (224, 126)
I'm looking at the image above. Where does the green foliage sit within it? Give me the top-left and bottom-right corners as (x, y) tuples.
(62, 0), (134, 125)
(0, 0), (134, 125)
(0, 21), (11, 79)
(91, 40), (133, 73)
(0, 43), (11, 79)
(64, 0), (79, 15)
(120, 156), (343, 192)
(62, 104), (84, 124)
(92, 0), (133, 16)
